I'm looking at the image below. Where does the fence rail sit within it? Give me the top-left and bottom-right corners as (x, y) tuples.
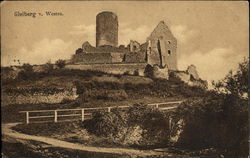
(19, 101), (182, 124)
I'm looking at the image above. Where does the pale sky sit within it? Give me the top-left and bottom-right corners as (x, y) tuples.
(1, 1), (249, 83)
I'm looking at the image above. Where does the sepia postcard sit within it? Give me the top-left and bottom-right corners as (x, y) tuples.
(1, 1), (249, 158)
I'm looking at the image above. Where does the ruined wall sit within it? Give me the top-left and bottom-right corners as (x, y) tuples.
(128, 40), (141, 52)
(147, 21), (177, 70)
(124, 51), (146, 63)
(82, 42), (129, 54)
(111, 53), (124, 63)
(71, 52), (125, 64)
(71, 53), (113, 64)
(2, 88), (78, 106)
(96, 11), (118, 47)
(144, 64), (169, 79)
(152, 65), (169, 79)
(65, 63), (147, 76)
(187, 65), (200, 80)
(170, 65), (207, 89)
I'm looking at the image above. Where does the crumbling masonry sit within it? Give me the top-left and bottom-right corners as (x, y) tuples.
(68, 11), (203, 82)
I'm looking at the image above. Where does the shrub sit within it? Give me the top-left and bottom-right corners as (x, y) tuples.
(17, 63), (35, 80)
(55, 59), (66, 69)
(126, 104), (170, 146)
(78, 89), (128, 103)
(85, 110), (126, 137)
(44, 61), (54, 73)
(84, 104), (170, 147)
(172, 59), (248, 157)
(21, 63), (33, 72)
(133, 69), (139, 76)
(173, 95), (248, 154)
(144, 64), (154, 78)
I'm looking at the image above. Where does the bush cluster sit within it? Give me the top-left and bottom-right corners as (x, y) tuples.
(84, 104), (170, 147)
(171, 59), (248, 157)
(75, 78), (207, 100)
(55, 59), (66, 69)
(172, 95), (248, 155)
(3, 65), (106, 84)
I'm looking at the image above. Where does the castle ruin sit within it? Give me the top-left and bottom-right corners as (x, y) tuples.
(68, 11), (178, 79)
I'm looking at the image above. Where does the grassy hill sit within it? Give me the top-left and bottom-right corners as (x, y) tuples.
(2, 67), (208, 123)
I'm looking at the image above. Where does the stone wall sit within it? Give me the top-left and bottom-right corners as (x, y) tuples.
(170, 65), (207, 89)
(144, 64), (169, 79)
(65, 63), (147, 76)
(124, 52), (146, 63)
(71, 53), (113, 64)
(111, 53), (124, 63)
(152, 65), (169, 79)
(2, 88), (78, 106)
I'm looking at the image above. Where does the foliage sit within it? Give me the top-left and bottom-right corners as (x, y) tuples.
(78, 89), (128, 103)
(126, 104), (170, 146)
(17, 63), (35, 80)
(55, 59), (66, 69)
(75, 48), (83, 54)
(172, 58), (248, 157)
(144, 64), (154, 78)
(85, 110), (126, 137)
(133, 69), (139, 76)
(212, 58), (248, 98)
(84, 104), (170, 147)
(75, 77), (207, 99)
(44, 61), (54, 73)
(3, 87), (66, 95)
(5, 68), (105, 83)
(21, 63), (33, 72)
(173, 95), (248, 154)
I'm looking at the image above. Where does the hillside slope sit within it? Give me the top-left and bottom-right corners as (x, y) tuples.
(2, 68), (208, 123)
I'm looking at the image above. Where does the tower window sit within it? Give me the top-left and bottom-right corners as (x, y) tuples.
(168, 50), (171, 55)
(167, 40), (171, 44)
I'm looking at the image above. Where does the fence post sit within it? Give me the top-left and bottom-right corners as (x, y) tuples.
(81, 109), (85, 121)
(155, 104), (159, 108)
(108, 107), (111, 112)
(54, 110), (58, 122)
(169, 115), (172, 130)
(26, 112), (29, 124)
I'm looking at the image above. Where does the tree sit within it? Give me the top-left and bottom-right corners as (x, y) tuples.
(21, 63), (33, 72)
(212, 58), (248, 99)
(55, 59), (66, 69)
(18, 63), (34, 80)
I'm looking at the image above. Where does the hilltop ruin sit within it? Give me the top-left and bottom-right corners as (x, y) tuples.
(68, 11), (179, 79)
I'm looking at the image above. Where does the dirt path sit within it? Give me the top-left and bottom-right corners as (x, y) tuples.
(2, 123), (165, 157)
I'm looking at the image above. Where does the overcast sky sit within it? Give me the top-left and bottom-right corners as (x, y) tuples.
(1, 1), (249, 83)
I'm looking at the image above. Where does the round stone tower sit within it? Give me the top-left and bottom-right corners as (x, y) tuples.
(96, 11), (118, 47)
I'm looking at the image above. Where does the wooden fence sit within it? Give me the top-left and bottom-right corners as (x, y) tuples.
(19, 101), (182, 124)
